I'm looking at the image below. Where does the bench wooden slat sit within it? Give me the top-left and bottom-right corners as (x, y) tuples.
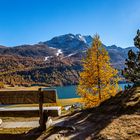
(0, 90), (57, 104)
(0, 107), (61, 117)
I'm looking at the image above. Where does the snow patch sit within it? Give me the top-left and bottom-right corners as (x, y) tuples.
(44, 56), (53, 61)
(49, 47), (56, 49)
(70, 35), (74, 39)
(56, 49), (63, 56)
(76, 34), (87, 43)
(67, 53), (76, 57)
(62, 53), (77, 59)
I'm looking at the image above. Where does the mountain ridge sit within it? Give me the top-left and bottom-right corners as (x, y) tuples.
(0, 33), (137, 65)
(0, 33), (137, 86)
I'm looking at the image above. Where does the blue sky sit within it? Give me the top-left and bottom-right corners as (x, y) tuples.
(0, 0), (140, 47)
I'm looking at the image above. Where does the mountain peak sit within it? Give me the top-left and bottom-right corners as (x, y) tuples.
(0, 33), (136, 70)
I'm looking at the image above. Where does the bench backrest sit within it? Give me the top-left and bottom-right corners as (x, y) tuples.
(0, 90), (57, 104)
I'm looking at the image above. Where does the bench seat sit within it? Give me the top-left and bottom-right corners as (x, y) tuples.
(0, 106), (61, 117)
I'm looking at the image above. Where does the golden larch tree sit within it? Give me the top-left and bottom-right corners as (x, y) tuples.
(77, 35), (119, 108)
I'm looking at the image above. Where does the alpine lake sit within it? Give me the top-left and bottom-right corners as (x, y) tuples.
(44, 83), (132, 99)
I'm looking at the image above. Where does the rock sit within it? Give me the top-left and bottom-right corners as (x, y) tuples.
(0, 119), (2, 125)
(46, 117), (53, 129)
(64, 105), (72, 111)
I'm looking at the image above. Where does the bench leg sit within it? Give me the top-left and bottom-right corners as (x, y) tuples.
(39, 111), (47, 131)
(39, 90), (46, 131)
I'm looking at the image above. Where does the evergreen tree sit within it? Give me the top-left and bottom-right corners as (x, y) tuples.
(77, 35), (119, 107)
(123, 30), (140, 85)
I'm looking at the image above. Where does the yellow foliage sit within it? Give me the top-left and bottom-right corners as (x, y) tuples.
(77, 35), (119, 108)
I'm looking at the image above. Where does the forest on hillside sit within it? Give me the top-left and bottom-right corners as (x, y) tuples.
(0, 55), (81, 87)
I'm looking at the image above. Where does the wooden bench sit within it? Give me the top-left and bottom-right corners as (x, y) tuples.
(0, 89), (61, 130)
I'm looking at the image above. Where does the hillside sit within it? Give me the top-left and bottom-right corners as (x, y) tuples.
(46, 87), (140, 140)
(0, 87), (139, 140)
(0, 34), (138, 86)
(0, 55), (81, 86)
(0, 34), (137, 68)
(0, 44), (58, 58)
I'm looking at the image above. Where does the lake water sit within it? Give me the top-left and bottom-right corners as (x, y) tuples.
(44, 83), (132, 99)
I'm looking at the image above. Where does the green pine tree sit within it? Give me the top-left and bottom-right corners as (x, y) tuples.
(123, 30), (140, 85)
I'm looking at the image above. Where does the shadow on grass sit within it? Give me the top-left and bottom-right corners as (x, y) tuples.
(0, 127), (44, 140)
(44, 88), (140, 140)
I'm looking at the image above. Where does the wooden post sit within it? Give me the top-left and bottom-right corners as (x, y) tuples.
(38, 88), (46, 131)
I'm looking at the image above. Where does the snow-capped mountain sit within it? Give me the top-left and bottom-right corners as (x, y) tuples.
(40, 34), (137, 69)
(42, 34), (92, 55)
(1, 33), (138, 86)
(0, 33), (137, 69)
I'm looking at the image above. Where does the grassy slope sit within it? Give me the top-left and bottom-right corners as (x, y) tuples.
(0, 86), (139, 140)
(45, 87), (140, 140)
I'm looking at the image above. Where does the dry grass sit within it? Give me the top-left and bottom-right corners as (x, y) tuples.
(58, 98), (82, 106)
(1, 85), (45, 91)
(2, 98), (82, 109)
(0, 127), (32, 134)
(44, 87), (140, 140)
(1, 117), (39, 122)
(99, 114), (140, 140)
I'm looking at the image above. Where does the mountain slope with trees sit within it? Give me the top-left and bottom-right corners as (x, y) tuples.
(0, 34), (137, 69)
(0, 33), (137, 86)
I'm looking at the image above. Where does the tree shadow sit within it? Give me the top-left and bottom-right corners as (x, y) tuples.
(0, 127), (44, 140)
(44, 88), (140, 139)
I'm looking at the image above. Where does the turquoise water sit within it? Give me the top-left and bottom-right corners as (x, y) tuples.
(44, 83), (132, 99)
